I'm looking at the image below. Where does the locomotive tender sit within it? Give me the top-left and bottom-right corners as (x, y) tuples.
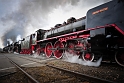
(5, 0), (124, 66)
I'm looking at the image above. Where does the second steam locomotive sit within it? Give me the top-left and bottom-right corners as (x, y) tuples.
(4, 0), (124, 66)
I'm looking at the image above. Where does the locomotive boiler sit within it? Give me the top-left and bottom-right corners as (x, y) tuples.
(9, 0), (124, 66)
(44, 17), (85, 38)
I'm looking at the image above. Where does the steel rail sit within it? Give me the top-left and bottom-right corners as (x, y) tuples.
(9, 54), (117, 83)
(0, 72), (17, 78)
(4, 55), (40, 83)
(46, 64), (117, 83)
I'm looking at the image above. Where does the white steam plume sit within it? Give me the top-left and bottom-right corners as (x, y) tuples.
(63, 51), (102, 67)
(16, 35), (22, 42)
(7, 39), (13, 45)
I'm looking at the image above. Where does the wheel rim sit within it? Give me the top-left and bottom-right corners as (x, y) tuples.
(66, 40), (84, 55)
(45, 42), (53, 58)
(54, 41), (64, 59)
(66, 43), (75, 54)
(115, 51), (124, 66)
(83, 53), (94, 61)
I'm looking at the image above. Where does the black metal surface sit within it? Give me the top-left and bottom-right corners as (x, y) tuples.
(44, 19), (85, 38)
(86, 0), (124, 31)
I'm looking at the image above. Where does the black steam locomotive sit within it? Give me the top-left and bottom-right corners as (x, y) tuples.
(4, 0), (124, 66)
(3, 42), (21, 53)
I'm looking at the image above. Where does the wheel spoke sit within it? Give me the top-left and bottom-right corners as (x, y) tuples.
(45, 42), (53, 58)
(66, 40), (83, 55)
(54, 41), (64, 59)
(66, 43), (75, 54)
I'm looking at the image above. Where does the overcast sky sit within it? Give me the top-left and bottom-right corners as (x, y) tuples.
(0, 0), (112, 48)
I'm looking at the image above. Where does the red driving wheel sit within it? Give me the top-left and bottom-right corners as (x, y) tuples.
(115, 51), (124, 67)
(66, 43), (75, 54)
(54, 41), (64, 59)
(83, 52), (94, 61)
(45, 42), (53, 58)
(66, 41), (83, 55)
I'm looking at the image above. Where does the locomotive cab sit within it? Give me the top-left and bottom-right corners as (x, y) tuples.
(86, 0), (124, 66)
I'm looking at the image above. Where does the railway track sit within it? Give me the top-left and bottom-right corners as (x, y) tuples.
(46, 64), (115, 83)
(1, 54), (122, 83)
(17, 55), (123, 83)
(4, 55), (40, 83)
(0, 72), (17, 78)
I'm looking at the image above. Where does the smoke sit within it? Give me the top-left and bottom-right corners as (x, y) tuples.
(0, 0), (112, 48)
(0, 0), (80, 47)
(63, 51), (102, 67)
(2, 25), (25, 46)
(7, 39), (13, 45)
(33, 53), (39, 58)
(1, 6), (28, 46)
(16, 35), (22, 41)
(14, 52), (19, 54)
